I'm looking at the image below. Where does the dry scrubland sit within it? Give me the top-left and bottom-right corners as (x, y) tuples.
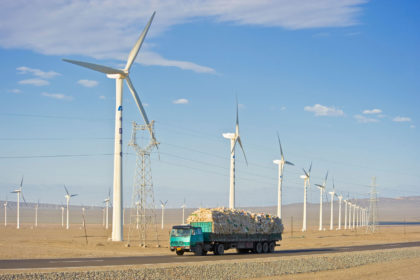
(0, 197), (419, 279)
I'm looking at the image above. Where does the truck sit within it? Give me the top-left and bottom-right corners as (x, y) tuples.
(170, 208), (283, 256)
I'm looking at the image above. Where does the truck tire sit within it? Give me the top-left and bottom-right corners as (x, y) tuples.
(254, 242), (263, 254)
(262, 242), (269, 253)
(215, 243), (224, 255)
(176, 250), (184, 256)
(194, 244), (203, 256)
(202, 250), (208, 256)
(268, 242), (276, 253)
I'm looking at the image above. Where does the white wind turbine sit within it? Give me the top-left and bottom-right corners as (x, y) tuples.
(344, 198), (348, 230)
(181, 199), (186, 224)
(63, 12), (157, 242)
(160, 200), (168, 230)
(104, 188), (111, 230)
(348, 201), (352, 229)
(337, 194), (343, 230)
(11, 176), (26, 229)
(328, 179), (335, 230)
(300, 163), (312, 232)
(3, 196), (9, 227)
(222, 98), (248, 209)
(273, 133), (294, 219)
(34, 200), (39, 228)
(60, 202), (65, 228)
(64, 185), (77, 230)
(315, 171), (328, 231)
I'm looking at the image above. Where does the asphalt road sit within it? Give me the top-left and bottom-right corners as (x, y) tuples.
(1, 241), (419, 270)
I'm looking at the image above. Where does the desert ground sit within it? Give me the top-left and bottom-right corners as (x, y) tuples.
(0, 197), (419, 279)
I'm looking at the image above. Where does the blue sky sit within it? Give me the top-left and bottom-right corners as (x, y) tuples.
(0, 0), (419, 209)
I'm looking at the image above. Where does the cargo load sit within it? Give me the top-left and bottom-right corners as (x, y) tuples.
(186, 207), (284, 234)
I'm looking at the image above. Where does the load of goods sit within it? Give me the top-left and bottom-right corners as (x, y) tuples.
(187, 207), (284, 234)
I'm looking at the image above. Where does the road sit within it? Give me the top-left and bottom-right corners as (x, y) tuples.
(1, 241), (419, 270)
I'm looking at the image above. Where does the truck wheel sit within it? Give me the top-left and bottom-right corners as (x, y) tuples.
(176, 250), (184, 256)
(268, 242), (276, 253)
(254, 242), (263, 254)
(215, 243), (224, 255)
(194, 244), (203, 256)
(202, 250), (208, 256)
(262, 242), (269, 253)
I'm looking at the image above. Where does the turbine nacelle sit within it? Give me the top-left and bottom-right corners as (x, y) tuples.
(222, 133), (236, 139)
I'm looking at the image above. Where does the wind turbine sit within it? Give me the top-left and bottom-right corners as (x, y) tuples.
(63, 12), (157, 242)
(300, 163), (312, 232)
(315, 171), (328, 231)
(352, 202), (356, 229)
(160, 200), (168, 230)
(344, 198), (348, 230)
(60, 202), (65, 228)
(222, 98), (248, 209)
(273, 133), (294, 219)
(104, 188), (111, 230)
(64, 185), (77, 230)
(348, 201), (352, 229)
(3, 196), (9, 227)
(181, 199), (186, 224)
(11, 176), (26, 229)
(328, 179), (335, 230)
(337, 194), (343, 230)
(34, 200), (39, 228)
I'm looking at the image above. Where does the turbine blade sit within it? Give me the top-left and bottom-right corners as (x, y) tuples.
(237, 136), (248, 165)
(63, 59), (124, 75)
(125, 12), (155, 71)
(125, 76), (156, 142)
(64, 185), (69, 196)
(315, 184), (324, 188)
(71, 194), (78, 197)
(308, 162), (312, 175)
(235, 96), (240, 136)
(324, 171), (329, 184)
(285, 161), (294, 166)
(302, 168), (309, 178)
(20, 175), (24, 187)
(276, 132), (284, 158)
(21, 192), (27, 206)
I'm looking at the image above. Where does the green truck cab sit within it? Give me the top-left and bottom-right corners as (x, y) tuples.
(170, 225), (205, 255)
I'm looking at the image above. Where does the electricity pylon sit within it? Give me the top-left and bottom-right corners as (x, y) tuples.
(128, 121), (160, 247)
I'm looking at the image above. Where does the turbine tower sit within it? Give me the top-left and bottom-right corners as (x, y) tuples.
(337, 194), (343, 230)
(181, 199), (186, 224)
(11, 176), (26, 229)
(160, 200), (168, 230)
(343, 198), (348, 230)
(3, 197), (8, 227)
(273, 133), (294, 219)
(60, 203), (65, 228)
(315, 171), (328, 231)
(223, 98), (248, 209)
(64, 185), (77, 230)
(367, 176), (378, 232)
(300, 163), (312, 232)
(63, 12), (156, 242)
(328, 179), (335, 230)
(104, 189), (111, 230)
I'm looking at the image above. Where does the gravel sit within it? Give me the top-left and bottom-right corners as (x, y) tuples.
(1, 247), (419, 280)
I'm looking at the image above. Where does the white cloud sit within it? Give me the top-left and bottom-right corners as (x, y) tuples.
(393, 116), (411, 122)
(304, 104), (344, 116)
(41, 92), (72, 101)
(280, 106), (286, 111)
(99, 95), (106, 100)
(0, 1), (366, 73)
(77, 79), (99, 88)
(173, 98), (189, 104)
(410, 125), (415, 129)
(17, 66), (60, 79)
(9, 89), (22, 94)
(354, 114), (379, 123)
(363, 109), (382, 115)
(19, 78), (49, 86)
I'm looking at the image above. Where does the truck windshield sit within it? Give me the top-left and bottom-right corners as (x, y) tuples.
(171, 228), (191, 237)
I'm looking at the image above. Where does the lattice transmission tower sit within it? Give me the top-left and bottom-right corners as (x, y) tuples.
(367, 176), (379, 232)
(127, 121), (160, 247)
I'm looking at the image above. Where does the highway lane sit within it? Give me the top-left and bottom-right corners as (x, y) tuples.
(1, 241), (419, 270)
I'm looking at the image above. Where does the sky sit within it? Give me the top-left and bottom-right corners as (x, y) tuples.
(0, 0), (419, 209)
